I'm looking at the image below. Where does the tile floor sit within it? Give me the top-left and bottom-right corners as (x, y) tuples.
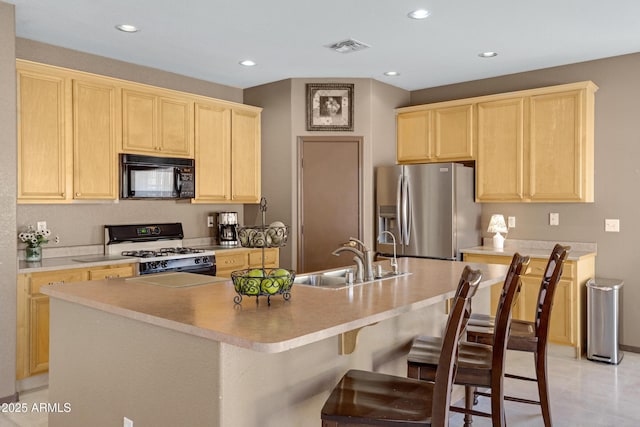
(1, 348), (639, 426)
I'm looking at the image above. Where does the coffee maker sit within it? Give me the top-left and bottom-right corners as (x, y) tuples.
(217, 212), (238, 246)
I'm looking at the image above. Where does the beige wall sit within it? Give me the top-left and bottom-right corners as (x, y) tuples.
(0, 1), (17, 402)
(410, 53), (640, 347)
(245, 78), (409, 270)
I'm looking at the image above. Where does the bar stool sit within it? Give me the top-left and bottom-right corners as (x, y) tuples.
(407, 253), (530, 427)
(321, 266), (483, 427)
(467, 244), (570, 427)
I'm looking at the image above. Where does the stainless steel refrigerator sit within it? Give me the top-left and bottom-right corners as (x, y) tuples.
(376, 163), (481, 260)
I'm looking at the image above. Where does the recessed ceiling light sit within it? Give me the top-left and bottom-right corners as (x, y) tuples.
(384, 71), (400, 77)
(115, 24), (139, 33)
(408, 9), (431, 19)
(239, 60), (257, 67)
(478, 51), (498, 58)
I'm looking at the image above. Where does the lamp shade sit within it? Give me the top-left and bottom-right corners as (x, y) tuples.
(487, 214), (508, 234)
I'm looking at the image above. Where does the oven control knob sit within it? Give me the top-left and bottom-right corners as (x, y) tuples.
(160, 261), (168, 268)
(194, 258), (200, 264)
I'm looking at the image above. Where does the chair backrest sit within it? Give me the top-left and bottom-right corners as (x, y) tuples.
(491, 253), (531, 377)
(432, 266), (483, 426)
(534, 244), (570, 343)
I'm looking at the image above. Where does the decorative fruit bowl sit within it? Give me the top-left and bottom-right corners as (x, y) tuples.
(238, 223), (289, 248)
(231, 268), (295, 305)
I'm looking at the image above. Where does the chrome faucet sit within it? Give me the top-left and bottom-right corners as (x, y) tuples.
(377, 231), (399, 275)
(332, 237), (375, 282)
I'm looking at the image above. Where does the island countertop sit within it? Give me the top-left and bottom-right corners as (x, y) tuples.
(42, 257), (507, 353)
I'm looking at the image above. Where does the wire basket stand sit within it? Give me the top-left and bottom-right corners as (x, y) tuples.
(231, 197), (295, 305)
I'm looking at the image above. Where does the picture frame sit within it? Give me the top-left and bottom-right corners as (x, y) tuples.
(306, 83), (354, 131)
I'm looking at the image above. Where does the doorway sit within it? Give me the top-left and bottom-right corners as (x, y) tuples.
(297, 136), (363, 273)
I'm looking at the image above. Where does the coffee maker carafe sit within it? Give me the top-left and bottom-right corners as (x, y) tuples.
(217, 212), (238, 246)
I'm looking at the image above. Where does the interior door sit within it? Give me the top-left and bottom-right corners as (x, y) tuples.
(298, 137), (362, 273)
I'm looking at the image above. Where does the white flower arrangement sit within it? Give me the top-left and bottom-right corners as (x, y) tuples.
(18, 225), (52, 248)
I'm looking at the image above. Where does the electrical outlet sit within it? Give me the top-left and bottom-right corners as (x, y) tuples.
(549, 213), (559, 226)
(508, 216), (516, 228)
(207, 215), (215, 228)
(123, 417), (134, 427)
(605, 219), (620, 232)
(37, 221), (47, 232)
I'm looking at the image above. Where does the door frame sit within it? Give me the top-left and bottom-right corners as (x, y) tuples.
(296, 136), (364, 272)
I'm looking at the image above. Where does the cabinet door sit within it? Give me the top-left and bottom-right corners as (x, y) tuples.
(29, 294), (50, 375)
(249, 248), (279, 268)
(397, 110), (431, 163)
(476, 98), (526, 202)
(194, 102), (232, 202)
(433, 104), (473, 160)
(158, 96), (193, 157)
(548, 279), (575, 345)
(529, 90), (586, 201)
(17, 67), (70, 201)
(231, 109), (261, 203)
(122, 88), (156, 153)
(72, 78), (118, 200)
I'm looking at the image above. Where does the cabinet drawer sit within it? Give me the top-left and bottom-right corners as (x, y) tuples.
(249, 249), (278, 267)
(89, 264), (136, 280)
(217, 252), (249, 270)
(526, 258), (574, 279)
(29, 269), (86, 294)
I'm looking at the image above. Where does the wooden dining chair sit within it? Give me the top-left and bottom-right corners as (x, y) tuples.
(466, 244), (570, 427)
(321, 266), (483, 427)
(406, 253), (530, 427)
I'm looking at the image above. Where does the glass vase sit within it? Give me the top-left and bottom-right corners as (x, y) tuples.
(25, 246), (42, 262)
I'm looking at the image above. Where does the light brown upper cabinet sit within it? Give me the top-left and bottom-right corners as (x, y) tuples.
(17, 60), (119, 203)
(122, 86), (194, 158)
(476, 82), (597, 202)
(396, 103), (474, 164)
(72, 77), (119, 200)
(193, 101), (262, 204)
(17, 63), (70, 202)
(17, 60), (262, 204)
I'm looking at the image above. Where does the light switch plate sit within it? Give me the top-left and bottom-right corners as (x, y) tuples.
(207, 215), (214, 228)
(37, 221), (47, 232)
(605, 219), (620, 232)
(549, 213), (559, 226)
(508, 216), (516, 228)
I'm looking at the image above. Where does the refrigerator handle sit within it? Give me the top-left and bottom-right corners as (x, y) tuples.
(396, 174), (404, 245)
(403, 176), (412, 245)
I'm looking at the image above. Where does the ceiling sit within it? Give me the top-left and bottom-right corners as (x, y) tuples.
(7, 0), (640, 91)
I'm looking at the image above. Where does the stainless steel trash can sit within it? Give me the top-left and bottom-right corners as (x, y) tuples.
(586, 278), (624, 364)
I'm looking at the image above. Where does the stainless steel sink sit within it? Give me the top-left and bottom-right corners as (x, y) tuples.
(294, 267), (410, 290)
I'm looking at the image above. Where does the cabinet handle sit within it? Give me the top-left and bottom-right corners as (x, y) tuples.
(48, 281), (64, 286)
(76, 192), (81, 197)
(61, 192), (65, 197)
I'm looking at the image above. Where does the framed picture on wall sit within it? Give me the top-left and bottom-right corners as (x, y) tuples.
(306, 83), (354, 131)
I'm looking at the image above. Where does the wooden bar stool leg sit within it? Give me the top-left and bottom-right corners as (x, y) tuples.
(536, 350), (553, 427)
(464, 385), (475, 427)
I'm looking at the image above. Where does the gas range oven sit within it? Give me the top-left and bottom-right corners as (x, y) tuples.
(105, 223), (216, 276)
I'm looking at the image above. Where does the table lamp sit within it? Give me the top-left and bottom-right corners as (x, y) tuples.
(487, 214), (508, 249)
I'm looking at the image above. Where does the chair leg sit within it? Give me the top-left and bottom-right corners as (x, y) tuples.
(535, 351), (553, 427)
(490, 375), (506, 427)
(464, 385), (475, 427)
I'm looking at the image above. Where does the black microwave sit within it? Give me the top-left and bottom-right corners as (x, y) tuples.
(120, 154), (195, 199)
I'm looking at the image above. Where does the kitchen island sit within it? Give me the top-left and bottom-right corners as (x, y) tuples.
(42, 258), (507, 427)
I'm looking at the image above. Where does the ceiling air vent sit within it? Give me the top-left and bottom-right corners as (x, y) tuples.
(326, 38), (371, 54)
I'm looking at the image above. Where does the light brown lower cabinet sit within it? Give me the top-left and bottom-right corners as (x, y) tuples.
(462, 252), (595, 358)
(215, 248), (279, 278)
(17, 264), (136, 379)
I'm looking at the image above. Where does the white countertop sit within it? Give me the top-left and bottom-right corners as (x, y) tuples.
(461, 239), (597, 261)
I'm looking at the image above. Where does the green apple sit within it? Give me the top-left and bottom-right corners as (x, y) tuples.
(260, 278), (280, 294)
(247, 268), (264, 278)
